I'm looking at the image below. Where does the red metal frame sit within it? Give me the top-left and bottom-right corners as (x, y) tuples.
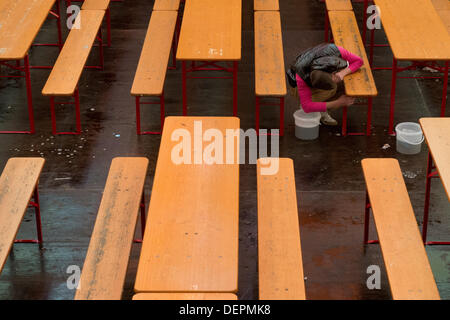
(422, 152), (450, 245)
(363, 191), (379, 245)
(135, 94), (165, 135)
(181, 61), (238, 117)
(342, 97), (373, 136)
(14, 185), (43, 244)
(0, 55), (35, 134)
(133, 192), (147, 243)
(387, 59), (449, 135)
(255, 96), (285, 136)
(50, 88), (81, 135)
(30, 0), (63, 69)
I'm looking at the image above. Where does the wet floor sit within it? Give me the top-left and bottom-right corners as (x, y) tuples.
(0, 0), (449, 300)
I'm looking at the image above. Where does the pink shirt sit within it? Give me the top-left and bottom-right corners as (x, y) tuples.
(296, 46), (363, 113)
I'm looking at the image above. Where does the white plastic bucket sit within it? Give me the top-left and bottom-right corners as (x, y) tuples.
(395, 122), (424, 155)
(293, 109), (321, 140)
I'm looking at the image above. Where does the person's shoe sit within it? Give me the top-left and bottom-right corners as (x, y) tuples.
(320, 112), (338, 126)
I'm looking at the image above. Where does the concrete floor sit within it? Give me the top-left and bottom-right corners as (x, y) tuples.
(0, 0), (449, 300)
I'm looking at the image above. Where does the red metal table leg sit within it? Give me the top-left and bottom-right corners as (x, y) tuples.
(440, 61), (448, 117)
(388, 57), (398, 135)
(363, 191), (379, 244)
(182, 61), (187, 116)
(233, 61), (238, 116)
(106, 7), (112, 47)
(24, 55), (35, 134)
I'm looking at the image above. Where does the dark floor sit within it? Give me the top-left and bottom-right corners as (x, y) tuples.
(0, 0), (449, 300)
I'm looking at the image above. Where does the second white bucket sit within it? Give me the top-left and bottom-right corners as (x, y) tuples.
(395, 122), (424, 155)
(293, 109), (321, 140)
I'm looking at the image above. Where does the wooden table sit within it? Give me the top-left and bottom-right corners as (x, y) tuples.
(176, 0), (242, 117)
(420, 117), (450, 245)
(135, 116), (240, 293)
(0, 0), (61, 134)
(373, 0), (450, 134)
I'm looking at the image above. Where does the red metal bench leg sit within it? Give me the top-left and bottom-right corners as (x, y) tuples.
(280, 97), (284, 136)
(135, 94), (165, 135)
(362, 0), (369, 45)
(342, 106), (348, 136)
(134, 192), (146, 243)
(440, 61), (448, 117)
(388, 57), (398, 135)
(256, 96), (260, 136)
(363, 191), (379, 244)
(366, 97), (373, 136)
(55, 0), (63, 51)
(135, 96), (142, 135)
(50, 88), (82, 135)
(14, 185), (43, 244)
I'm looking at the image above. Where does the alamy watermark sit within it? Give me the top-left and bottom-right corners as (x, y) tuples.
(170, 121), (280, 175)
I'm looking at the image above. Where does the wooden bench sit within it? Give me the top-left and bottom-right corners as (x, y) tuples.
(131, 11), (178, 135)
(81, 0), (112, 47)
(74, 157), (149, 300)
(254, 11), (287, 136)
(0, 158), (45, 274)
(134, 117), (240, 293)
(153, 0), (181, 10)
(328, 10), (377, 136)
(254, 0), (279, 11)
(133, 293), (238, 300)
(42, 10), (105, 135)
(257, 158), (306, 300)
(323, 0), (352, 41)
(362, 158), (440, 300)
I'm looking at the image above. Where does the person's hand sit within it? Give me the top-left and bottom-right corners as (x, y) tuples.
(331, 73), (342, 83)
(337, 95), (355, 107)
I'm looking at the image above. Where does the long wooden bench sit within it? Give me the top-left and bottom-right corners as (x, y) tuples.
(133, 293), (238, 300)
(42, 10), (105, 135)
(328, 10), (377, 136)
(254, 0), (279, 11)
(131, 11), (178, 135)
(257, 158), (306, 300)
(74, 157), (148, 300)
(323, 0), (352, 41)
(81, 0), (112, 47)
(361, 158), (440, 300)
(153, 0), (181, 10)
(254, 11), (287, 136)
(0, 158), (45, 274)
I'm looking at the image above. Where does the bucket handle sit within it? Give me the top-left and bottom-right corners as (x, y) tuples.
(397, 133), (424, 145)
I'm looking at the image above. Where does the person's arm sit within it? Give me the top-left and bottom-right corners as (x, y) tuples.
(296, 75), (354, 112)
(335, 46), (363, 80)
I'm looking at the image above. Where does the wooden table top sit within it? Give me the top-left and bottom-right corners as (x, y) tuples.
(0, 0), (56, 60)
(176, 0), (242, 61)
(254, 0), (280, 11)
(374, 0), (450, 61)
(81, 0), (111, 10)
(133, 293), (238, 300)
(420, 118), (450, 201)
(135, 116), (240, 293)
(153, 0), (181, 11)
